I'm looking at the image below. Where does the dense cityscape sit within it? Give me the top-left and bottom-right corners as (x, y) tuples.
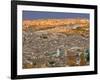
(22, 18), (90, 69)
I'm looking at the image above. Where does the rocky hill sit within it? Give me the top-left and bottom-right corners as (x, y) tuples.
(23, 18), (89, 30)
(23, 18), (89, 37)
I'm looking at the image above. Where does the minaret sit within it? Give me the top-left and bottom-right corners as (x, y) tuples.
(56, 48), (60, 57)
(76, 53), (81, 65)
(64, 49), (68, 56)
(64, 45), (68, 56)
(64, 46), (68, 66)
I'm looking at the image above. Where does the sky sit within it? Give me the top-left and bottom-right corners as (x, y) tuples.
(23, 11), (90, 20)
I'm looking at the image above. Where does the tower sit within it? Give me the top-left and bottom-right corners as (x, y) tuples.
(56, 48), (60, 57)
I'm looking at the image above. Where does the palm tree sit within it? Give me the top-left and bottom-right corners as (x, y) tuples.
(84, 48), (90, 64)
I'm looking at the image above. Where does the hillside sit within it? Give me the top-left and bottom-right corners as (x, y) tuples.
(23, 18), (89, 29)
(23, 18), (89, 37)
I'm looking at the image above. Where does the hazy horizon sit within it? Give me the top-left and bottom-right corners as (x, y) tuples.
(23, 11), (90, 20)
